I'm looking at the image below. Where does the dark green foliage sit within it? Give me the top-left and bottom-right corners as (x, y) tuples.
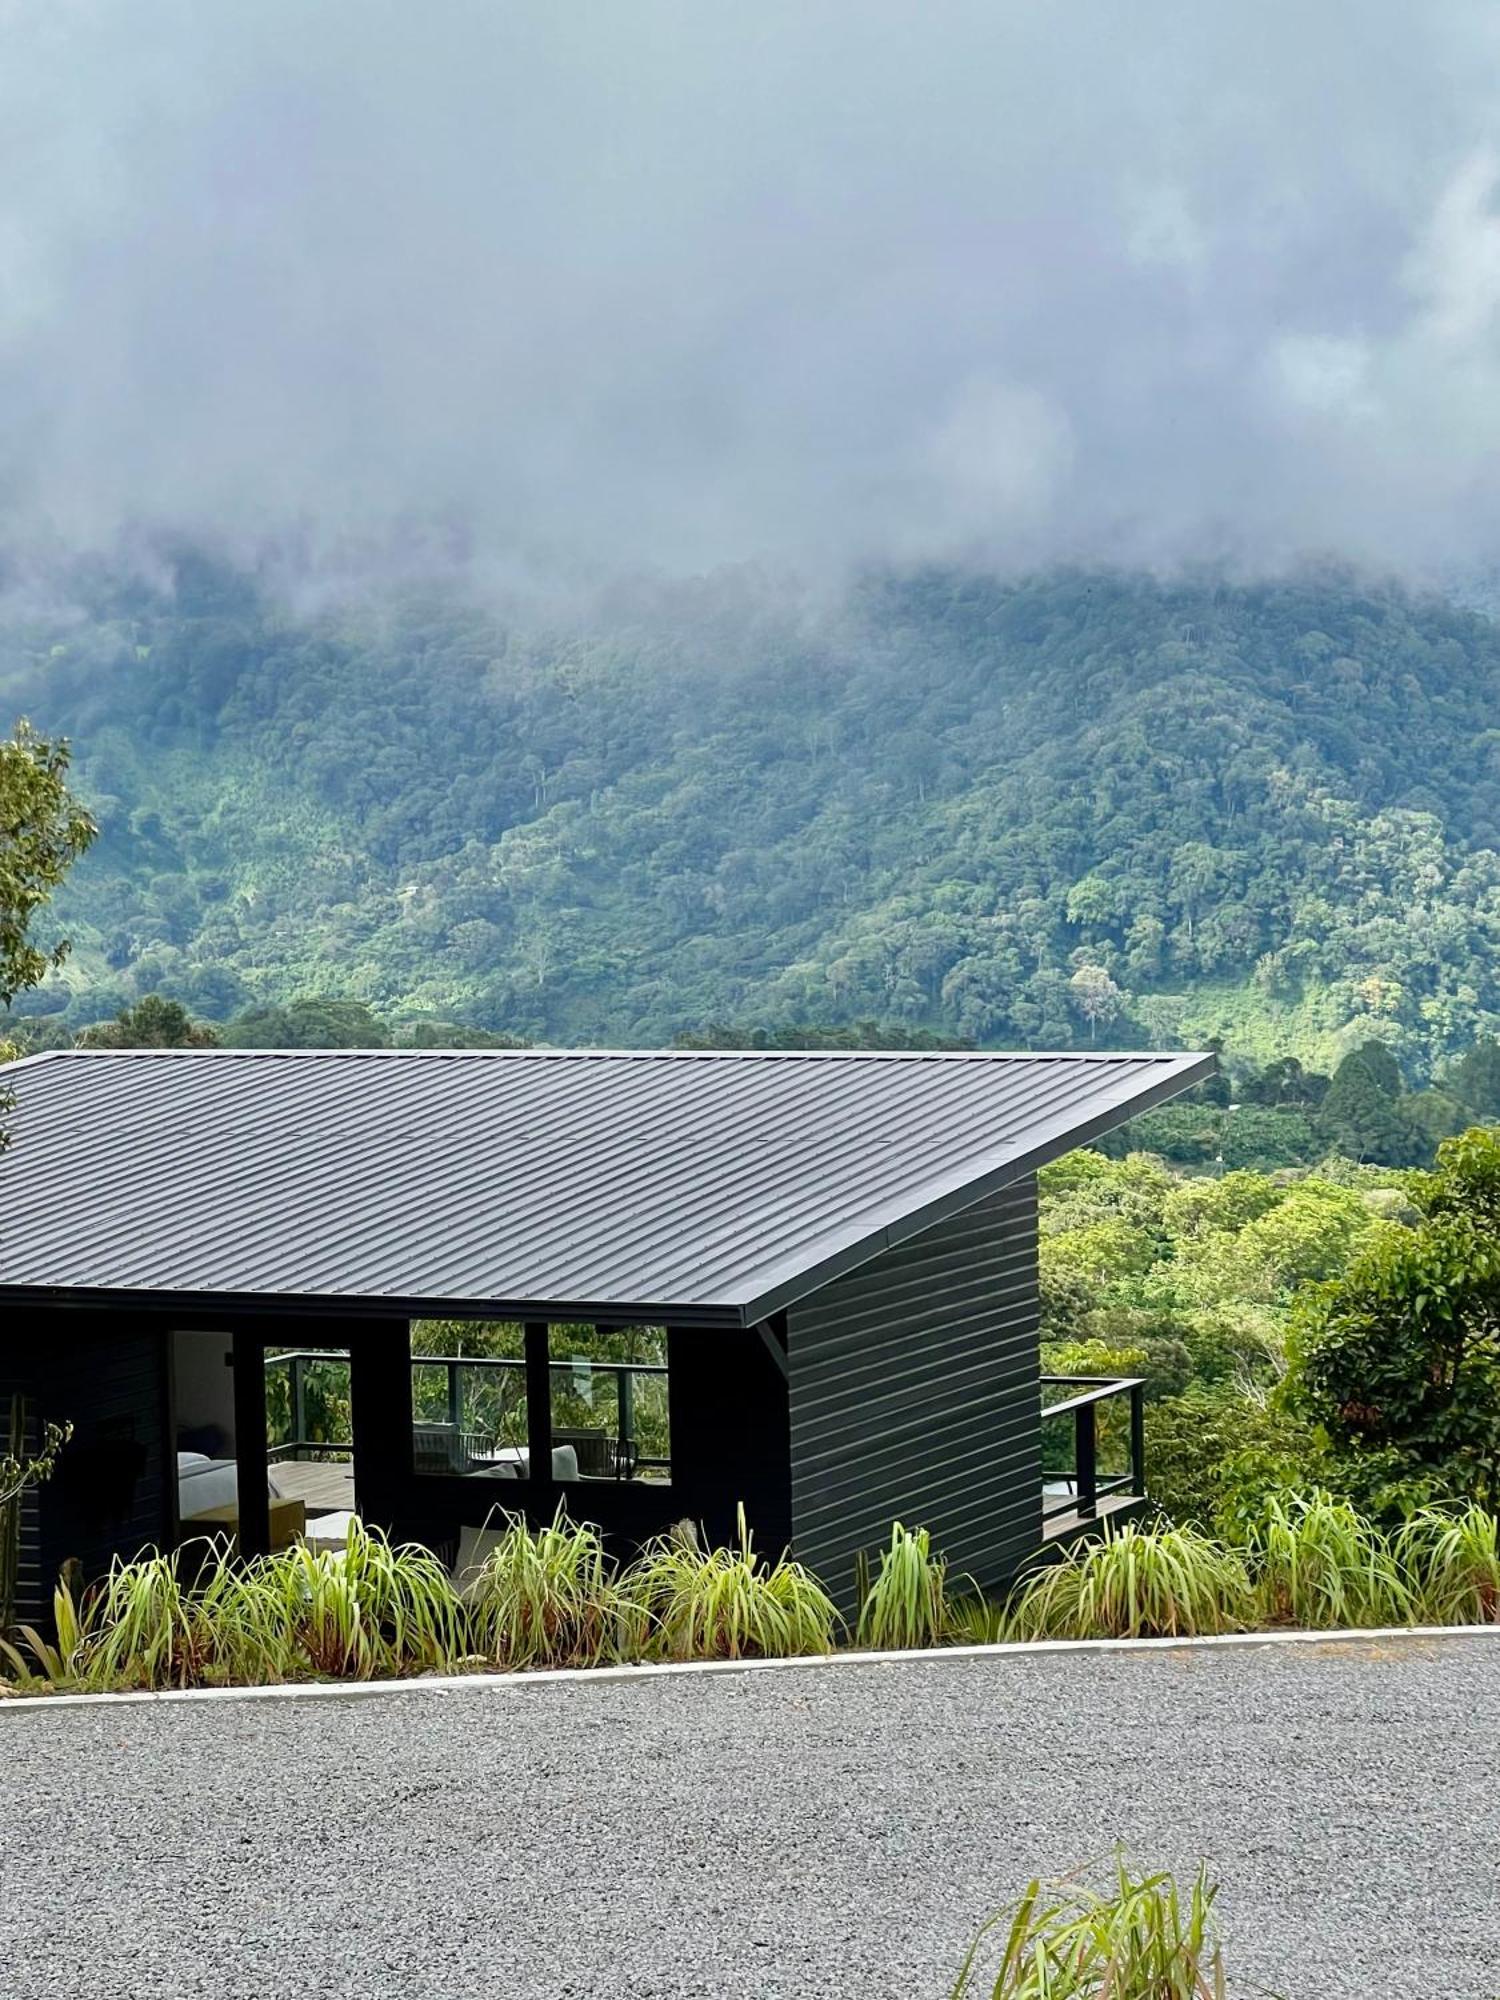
(0, 720), (95, 1008)
(1103, 1099), (1322, 1171)
(1348, 1040), (1404, 1101)
(1216, 1105), (1320, 1171)
(15, 563), (1500, 1065)
(1041, 1147), (1403, 1525)
(224, 999), (392, 1048)
(1404, 1087), (1468, 1150)
(1291, 1127), (1500, 1508)
(1238, 1055), (1329, 1109)
(0, 717), (94, 1143)
(1439, 1036), (1500, 1119)
(675, 1020), (970, 1051)
(0, 1014), (74, 1055)
(76, 993), (220, 1048)
(396, 1019), (531, 1049)
(1098, 1103), (1221, 1165)
(1143, 1386), (1327, 1533)
(1315, 1043), (1430, 1166)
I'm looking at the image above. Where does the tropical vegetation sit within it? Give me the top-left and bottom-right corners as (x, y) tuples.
(10, 562), (1500, 1078)
(4, 1493), (1500, 1698)
(1039, 1122), (1500, 1529)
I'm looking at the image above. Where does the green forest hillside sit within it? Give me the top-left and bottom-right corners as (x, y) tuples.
(6, 560), (1500, 1074)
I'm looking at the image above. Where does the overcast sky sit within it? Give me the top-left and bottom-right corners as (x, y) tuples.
(4, 0), (1500, 586)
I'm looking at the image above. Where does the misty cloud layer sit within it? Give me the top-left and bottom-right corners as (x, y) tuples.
(5, 0), (1500, 584)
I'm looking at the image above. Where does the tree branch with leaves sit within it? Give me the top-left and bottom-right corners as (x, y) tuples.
(0, 718), (96, 1138)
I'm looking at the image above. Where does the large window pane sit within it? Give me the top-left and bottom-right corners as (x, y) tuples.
(406, 1320), (671, 1484)
(548, 1324), (670, 1484)
(409, 1319), (527, 1477)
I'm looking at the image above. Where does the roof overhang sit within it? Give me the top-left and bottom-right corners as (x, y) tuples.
(735, 1047), (1217, 1320)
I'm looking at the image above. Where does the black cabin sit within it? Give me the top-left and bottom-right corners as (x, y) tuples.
(0, 1046), (1211, 1619)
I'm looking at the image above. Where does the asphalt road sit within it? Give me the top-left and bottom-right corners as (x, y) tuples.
(2, 1635), (1497, 2000)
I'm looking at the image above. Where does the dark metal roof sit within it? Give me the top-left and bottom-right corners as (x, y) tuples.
(0, 1047), (1213, 1325)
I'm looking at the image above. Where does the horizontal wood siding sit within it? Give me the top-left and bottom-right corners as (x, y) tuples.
(0, 1372), (44, 1626)
(788, 1179), (1041, 1612)
(30, 1321), (173, 1595)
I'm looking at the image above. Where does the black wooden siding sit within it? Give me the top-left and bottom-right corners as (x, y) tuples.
(0, 1370), (44, 1626)
(2, 1318), (174, 1621)
(787, 1178), (1041, 1612)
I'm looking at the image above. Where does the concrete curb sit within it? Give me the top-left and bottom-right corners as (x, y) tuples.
(0, 1619), (1495, 1714)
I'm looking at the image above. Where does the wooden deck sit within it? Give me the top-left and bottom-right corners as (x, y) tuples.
(271, 1459), (357, 1514)
(1040, 1490), (1144, 1543)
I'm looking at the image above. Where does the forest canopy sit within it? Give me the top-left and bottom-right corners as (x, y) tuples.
(8, 560), (1500, 1077)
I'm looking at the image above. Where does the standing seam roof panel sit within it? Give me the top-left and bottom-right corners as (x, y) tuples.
(0, 1048), (1212, 1317)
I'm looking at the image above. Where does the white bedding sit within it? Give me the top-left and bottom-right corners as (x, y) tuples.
(178, 1454), (285, 1519)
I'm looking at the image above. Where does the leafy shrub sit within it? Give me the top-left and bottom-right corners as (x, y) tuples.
(0, 1565), (92, 1691)
(12, 1494), (1499, 1699)
(466, 1507), (637, 1669)
(1142, 1386), (1329, 1536)
(1217, 1104), (1319, 1172)
(1288, 1127), (1500, 1509)
(951, 1853), (1228, 1998)
(626, 1508), (837, 1662)
(1006, 1524), (1256, 1641)
(1248, 1492), (1416, 1630)
(855, 1521), (955, 1650)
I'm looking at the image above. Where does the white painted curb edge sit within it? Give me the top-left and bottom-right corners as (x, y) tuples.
(1, 1621), (1495, 1714)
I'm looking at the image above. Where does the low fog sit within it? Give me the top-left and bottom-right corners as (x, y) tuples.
(4, 0), (1500, 588)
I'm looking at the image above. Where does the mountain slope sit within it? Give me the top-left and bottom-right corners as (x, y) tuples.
(7, 561), (1500, 1074)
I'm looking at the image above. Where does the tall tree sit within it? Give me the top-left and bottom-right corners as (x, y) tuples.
(1441, 1038), (1500, 1121)
(1, 720), (95, 1146)
(76, 994), (221, 1049)
(1316, 1045), (1426, 1166)
(0, 720), (95, 1008)
(1068, 963), (1123, 1042)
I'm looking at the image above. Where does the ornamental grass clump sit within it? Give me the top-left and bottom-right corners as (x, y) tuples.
(1005, 1524), (1255, 1641)
(951, 1854), (1230, 1999)
(1249, 1493), (1416, 1631)
(626, 1507), (838, 1662)
(1396, 1503), (1500, 1625)
(0, 1543), (291, 1692)
(856, 1521), (955, 1650)
(466, 1507), (637, 1669)
(260, 1519), (464, 1678)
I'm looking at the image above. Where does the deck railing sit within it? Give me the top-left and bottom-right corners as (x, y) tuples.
(263, 1348), (670, 1477)
(1039, 1374), (1145, 1524)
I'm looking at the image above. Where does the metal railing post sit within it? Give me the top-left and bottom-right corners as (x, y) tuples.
(1130, 1381), (1146, 1497)
(291, 1352), (307, 1457)
(447, 1359), (463, 1436)
(618, 1365), (636, 1475)
(1076, 1398), (1097, 1517)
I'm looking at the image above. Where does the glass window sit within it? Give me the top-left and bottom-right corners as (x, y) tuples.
(547, 1324), (670, 1484)
(407, 1319), (670, 1484)
(409, 1320), (527, 1479)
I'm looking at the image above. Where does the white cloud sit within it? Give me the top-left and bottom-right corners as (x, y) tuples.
(0, 1), (1498, 583)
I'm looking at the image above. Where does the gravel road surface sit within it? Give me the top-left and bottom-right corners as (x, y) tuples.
(2, 1635), (1496, 1999)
